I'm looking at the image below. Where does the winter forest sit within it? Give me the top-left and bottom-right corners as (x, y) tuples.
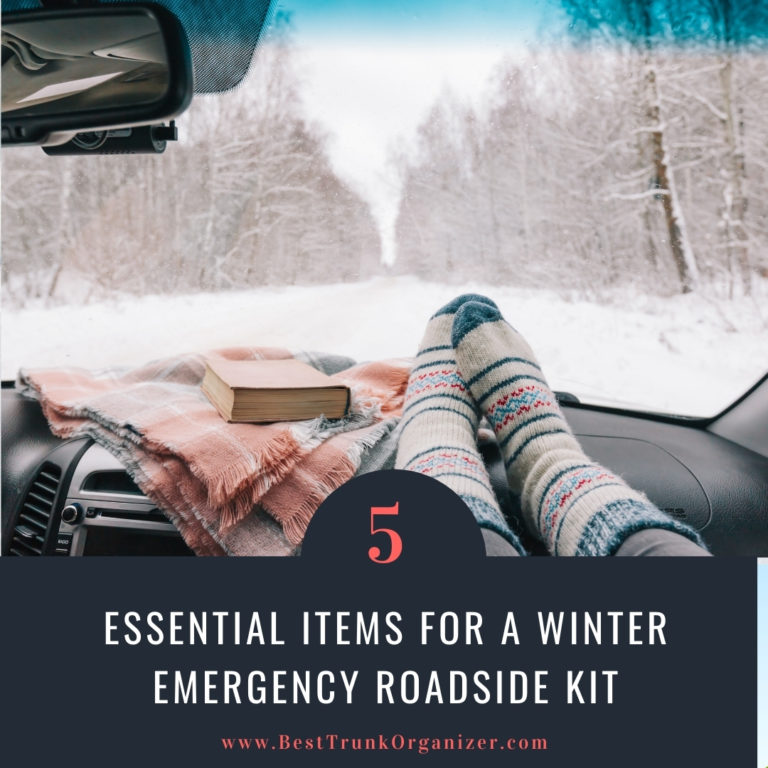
(3, 1), (768, 307)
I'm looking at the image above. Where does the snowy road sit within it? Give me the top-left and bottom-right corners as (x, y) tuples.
(3, 276), (766, 417)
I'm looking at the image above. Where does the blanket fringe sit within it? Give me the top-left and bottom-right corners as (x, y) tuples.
(274, 455), (358, 546)
(344, 418), (397, 466)
(202, 429), (303, 510)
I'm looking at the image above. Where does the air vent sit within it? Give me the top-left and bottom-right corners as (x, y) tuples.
(82, 470), (143, 496)
(10, 462), (62, 556)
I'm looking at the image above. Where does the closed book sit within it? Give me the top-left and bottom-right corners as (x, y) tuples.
(201, 358), (350, 423)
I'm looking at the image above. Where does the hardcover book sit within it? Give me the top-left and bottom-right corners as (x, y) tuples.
(201, 358), (350, 423)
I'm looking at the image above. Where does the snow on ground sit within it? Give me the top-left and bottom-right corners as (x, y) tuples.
(2, 275), (766, 417)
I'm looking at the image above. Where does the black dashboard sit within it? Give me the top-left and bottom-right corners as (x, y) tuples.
(3, 385), (768, 557)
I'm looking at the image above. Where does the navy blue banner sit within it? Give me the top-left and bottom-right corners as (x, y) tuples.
(0, 472), (757, 766)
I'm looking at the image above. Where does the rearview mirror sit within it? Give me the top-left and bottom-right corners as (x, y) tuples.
(1, 2), (193, 146)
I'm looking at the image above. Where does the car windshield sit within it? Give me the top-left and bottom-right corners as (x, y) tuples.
(2, 0), (767, 417)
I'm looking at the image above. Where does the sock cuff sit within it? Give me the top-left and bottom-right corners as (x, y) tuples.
(569, 498), (707, 557)
(462, 495), (527, 556)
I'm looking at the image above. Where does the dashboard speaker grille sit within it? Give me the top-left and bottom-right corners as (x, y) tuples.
(10, 462), (62, 556)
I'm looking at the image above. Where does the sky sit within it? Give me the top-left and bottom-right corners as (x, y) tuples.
(264, 0), (559, 263)
(275, 0), (552, 46)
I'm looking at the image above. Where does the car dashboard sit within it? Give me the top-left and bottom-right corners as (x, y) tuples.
(3, 384), (768, 557)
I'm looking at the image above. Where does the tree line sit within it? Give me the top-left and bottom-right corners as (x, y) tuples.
(393, 0), (768, 298)
(3, 1), (767, 306)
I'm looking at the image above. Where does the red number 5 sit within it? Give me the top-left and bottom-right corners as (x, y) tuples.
(368, 503), (402, 564)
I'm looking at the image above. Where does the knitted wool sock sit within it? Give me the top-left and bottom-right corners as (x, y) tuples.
(395, 295), (526, 554)
(452, 301), (705, 557)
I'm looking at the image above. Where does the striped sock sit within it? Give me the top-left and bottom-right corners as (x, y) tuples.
(395, 295), (525, 554)
(452, 300), (705, 556)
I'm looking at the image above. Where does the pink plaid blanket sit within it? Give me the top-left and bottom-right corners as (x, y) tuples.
(17, 348), (410, 555)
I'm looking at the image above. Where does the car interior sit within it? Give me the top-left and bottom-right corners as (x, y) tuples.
(2, 0), (767, 558)
(4, 375), (767, 557)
